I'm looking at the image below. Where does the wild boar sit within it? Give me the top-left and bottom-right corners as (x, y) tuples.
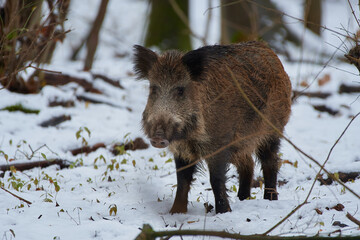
(133, 41), (292, 214)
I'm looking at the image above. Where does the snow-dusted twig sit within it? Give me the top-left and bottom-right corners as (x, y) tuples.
(0, 186), (32, 205)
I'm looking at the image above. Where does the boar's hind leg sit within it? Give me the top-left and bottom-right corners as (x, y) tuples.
(207, 153), (231, 214)
(257, 136), (281, 200)
(170, 156), (197, 214)
(236, 154), (254, 201)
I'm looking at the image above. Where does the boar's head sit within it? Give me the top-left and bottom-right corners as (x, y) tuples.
(133, 45), (206, 148)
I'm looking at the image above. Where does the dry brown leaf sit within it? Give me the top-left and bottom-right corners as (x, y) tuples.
(300, 80), (309, 87)
(318, 74), (331, 86)
(315, 208), (323, 215)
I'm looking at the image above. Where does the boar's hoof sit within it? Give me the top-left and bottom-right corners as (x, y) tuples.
(150, 137), (169, 148)
(216, 204), (232, 214)
(264, 188), (278, 200)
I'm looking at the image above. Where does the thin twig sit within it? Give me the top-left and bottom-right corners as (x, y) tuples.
(263, 111), (360, 235)
(0, 186), (32, 205)
(327, 64), (360, 76)
(203, 0), (212, 43)
(347, 0), (360, 28)
(160, 130), (266, 178)
(28, 64), (62, 74)
(66, 210), (80, 225)
(0, 28), (70, 91)
(293, 40), (345, 101)
(225, 65), (360, 234)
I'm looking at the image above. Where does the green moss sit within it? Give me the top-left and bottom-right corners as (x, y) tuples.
(1, 103), (40, 114)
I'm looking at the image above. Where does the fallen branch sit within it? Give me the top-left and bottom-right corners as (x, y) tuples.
(0, 186), (32, 205)
(48, 99), (75, 108)
(70, 143), (106, 156)
(111, 137), (149, 155)
(135, 224), (360, 240)
(313, 105), (339, 116)
(92, 73), (124, 89)
(76, 95), (131, 111)
(317, 172), (360, 185)
(0, 159), (70, 172)
(292, 90), (331, 100)
(42, 72), (102, 94)
(338, 83), (360, 94)
(40, 115), (71, 127)
(346, 212), (360, 228)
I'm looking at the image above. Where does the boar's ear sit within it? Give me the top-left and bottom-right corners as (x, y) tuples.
(133, 45), (158, 79)
(181, 49), (207, 81)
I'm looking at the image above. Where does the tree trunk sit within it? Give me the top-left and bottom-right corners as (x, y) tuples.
(304, 0), (322, 35)
(221, 0), (259, 44)
(145, 0), (191, 51)
(83, 0), (109, 71)
(220, 0), (300, 54)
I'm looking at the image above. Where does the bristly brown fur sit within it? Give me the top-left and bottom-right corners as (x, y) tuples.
(133, 45), (158, 79)
(133, 41), (292, 214)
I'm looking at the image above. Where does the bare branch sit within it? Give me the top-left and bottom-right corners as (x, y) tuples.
(0, 186), (32, 205)
(347, 0), (360, 28)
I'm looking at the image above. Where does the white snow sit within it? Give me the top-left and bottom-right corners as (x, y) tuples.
(0, 0), (360, 239)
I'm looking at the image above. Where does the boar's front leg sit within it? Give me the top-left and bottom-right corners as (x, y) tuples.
(170, 156), (197, 214)
(207, 152), (232, 214)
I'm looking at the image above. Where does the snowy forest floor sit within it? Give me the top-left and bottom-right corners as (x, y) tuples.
(0, 0), (360, 239)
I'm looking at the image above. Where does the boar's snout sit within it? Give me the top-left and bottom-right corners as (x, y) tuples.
(150, 137), (169, 148)
(150, 130), (169, 148)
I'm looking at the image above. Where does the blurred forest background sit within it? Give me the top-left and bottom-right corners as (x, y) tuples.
(0, 0), (359, 93)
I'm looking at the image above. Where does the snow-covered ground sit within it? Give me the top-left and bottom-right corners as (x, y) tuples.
(0, 0), (359, 239)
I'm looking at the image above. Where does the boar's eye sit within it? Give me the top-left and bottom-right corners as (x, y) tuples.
(150, 85), (158, 95)
(176, 87), (185, 97)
